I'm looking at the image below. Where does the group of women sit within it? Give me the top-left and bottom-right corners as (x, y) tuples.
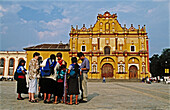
(16, 52), (80, 105)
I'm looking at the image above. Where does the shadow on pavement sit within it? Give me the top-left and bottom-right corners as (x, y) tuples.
(87, 92), (99, 102)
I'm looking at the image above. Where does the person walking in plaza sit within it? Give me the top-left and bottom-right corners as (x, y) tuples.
(53, 65), (66, 104)
(67, 57), (80, 105)
(28, 52), (40, 103)
(40, 54), (57, 103)
(16, 59), (28, 100)
(77, 52), (89, 103)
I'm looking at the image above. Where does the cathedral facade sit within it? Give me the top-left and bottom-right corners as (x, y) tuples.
(24, 11), (151, 79)
(69, 11), (150, 79)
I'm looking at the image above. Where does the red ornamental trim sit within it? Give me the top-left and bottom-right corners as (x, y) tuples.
(69, 33), (147, 36)
(69, 52), (77, 54)
(116, 72), (127, 74)
(92, 52), (100, 54)
(69, 33), (73, 36)
(141, 72), (147, 74)
(89, 72), (99, 74)
(147, 40), (150, 72)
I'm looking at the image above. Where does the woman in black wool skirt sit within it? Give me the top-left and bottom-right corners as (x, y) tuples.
(16, 60), (28, 100)
(67, 57), (79, 105)
(53, 65), (66, 104)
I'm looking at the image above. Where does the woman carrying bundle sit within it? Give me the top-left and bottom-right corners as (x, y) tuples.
(67, 57), (80, 105)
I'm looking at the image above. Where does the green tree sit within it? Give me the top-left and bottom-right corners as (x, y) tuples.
(149, 54), (161, 77)
(159, 48), (170, 76)
(150, 48), (170, 77)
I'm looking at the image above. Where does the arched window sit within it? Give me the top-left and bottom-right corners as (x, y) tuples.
(8, 58), (14, 75)
(118, 64), (125, 73)
(0, 58), (5, 75)
(119, 65), (123, 73)
(106, 23), (110, 31)
(104, 46), (110, 55)
(131, 45), (135, 52)
(142, 66), (145, 73)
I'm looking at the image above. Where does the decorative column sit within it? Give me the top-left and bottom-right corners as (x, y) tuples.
(70, 25), (73, 52)
(115, 34), (118, 51)
(139, 55), (143, 79)
(124, 56), (128, 79)
(145, 55), (148, 76)
(90, 25), (93, 52)
(144, 25), (147, 51)
(138, 25), (141, 50)
(75, 35), (78, 52)
(70, 36), (73, 51)
(89, 35), (92, 52)
(144, 36), (147, 51)
(97, 55), (100, 79)
(97, 31), (100, 52)
(75, 25), (78, 52)
(138, 36), (141, 51)
(124, 24), (127, 51)
(5, 56), (9, 77)
(124, 36), (127, 51)
(146, 37), (150, 76)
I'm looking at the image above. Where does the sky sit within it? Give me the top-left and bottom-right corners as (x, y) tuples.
(0, 0), (169, 57)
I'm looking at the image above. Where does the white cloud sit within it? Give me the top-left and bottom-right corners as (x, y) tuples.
(38, 31), (58, 39)
(0, 26), (8, 34)
(44, 18), (70, 26)
(0, 5), (7, 12)
(37, 17), (71, 41)
(99, 3), (137, 14)
(0, 5), (7, 17)
(0, 4), (21, 17)
(39, 18), (70, 31)
(114, 4), (137, 13)
(62, 9), (71, 16)
(147, 8), (155, 14)
(9, 4), (22, 13)
(20, 18), (28, 24)
(43, 5), (54, 14)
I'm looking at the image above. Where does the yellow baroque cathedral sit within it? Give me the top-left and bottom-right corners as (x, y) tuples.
(24, 11), (151, 79)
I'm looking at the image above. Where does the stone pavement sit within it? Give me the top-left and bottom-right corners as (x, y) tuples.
(0, 81), (170, 110)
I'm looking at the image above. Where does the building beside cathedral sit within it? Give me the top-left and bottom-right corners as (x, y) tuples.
(0, 51), (27, 80)
(23, 11), (150, 79)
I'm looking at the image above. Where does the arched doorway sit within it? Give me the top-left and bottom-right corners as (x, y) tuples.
(102, 63), (113, 78)
(129, 65), (138, 79)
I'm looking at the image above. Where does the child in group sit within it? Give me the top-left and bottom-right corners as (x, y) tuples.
(53, 65), (66, 104)
(67, 57), (80, 105)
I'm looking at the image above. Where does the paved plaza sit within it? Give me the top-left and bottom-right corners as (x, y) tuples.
(0, 81), (170, 110)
